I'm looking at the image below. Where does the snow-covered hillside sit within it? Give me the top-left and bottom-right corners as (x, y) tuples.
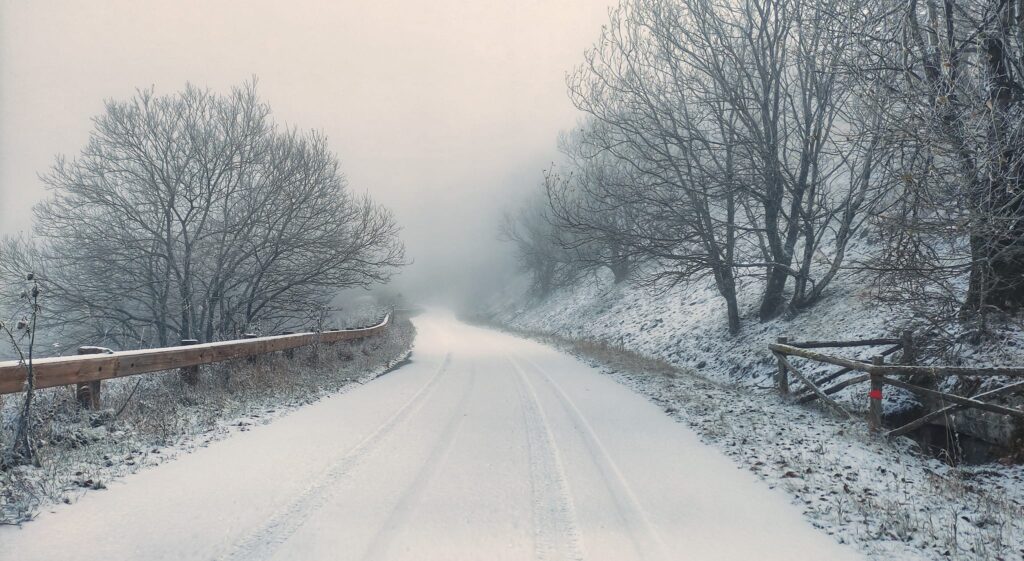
(488, 267), (888, 394)
(484, 259), (1024, 420)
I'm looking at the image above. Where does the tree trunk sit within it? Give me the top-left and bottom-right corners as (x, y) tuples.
(610, 257), (630, 284)
(713, 267), (741, 335)
(759, 265), (789, 321)
(963, 233), (1024, 314)
(963, 36), (1024, 315)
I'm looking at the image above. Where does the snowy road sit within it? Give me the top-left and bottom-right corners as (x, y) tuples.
(0, 311), (864, 561)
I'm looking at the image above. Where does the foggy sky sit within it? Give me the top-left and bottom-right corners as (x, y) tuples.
(0, 0), (612, 302)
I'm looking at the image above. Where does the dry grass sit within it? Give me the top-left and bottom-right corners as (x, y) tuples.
(496, 324), (682, 378)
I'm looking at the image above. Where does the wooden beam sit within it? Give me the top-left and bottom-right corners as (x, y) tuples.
(768, 343), (874, 373)
(886, 380), (1024, 438)
(0, 315), (389, 395)
(788, 338), (902, 349)
(806, 345), (901, 389)
(776, 353), (854, 419)
(771, 343), (1024, 378)
(879, 376), (1024, 420)
(875, 364), (1024, 377)
(796, 374), (870, 404)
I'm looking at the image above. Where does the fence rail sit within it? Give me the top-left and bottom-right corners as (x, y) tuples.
(768, 333), (1024, 438)
(0, 314), (390, 398)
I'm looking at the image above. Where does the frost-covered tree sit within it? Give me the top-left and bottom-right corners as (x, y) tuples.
(856, 0), (1024, 329)
(0, 82), (404, 350)
(500, 193), (581, 298)
(560, 0), (878, 332)
(544, 124), (643, 285)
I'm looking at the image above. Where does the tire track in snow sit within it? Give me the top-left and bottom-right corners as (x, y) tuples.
(508, 356), (585, 561)
(518, 354), (671, 561)
(215, 353), (453, 561)
(358, 361), (478, 561)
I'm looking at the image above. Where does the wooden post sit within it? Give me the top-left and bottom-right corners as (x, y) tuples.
(180, 339), (199, 386)
(76, 347), (104, 409)
(776, 337), (790, 396)
(868, 355), (885, 432)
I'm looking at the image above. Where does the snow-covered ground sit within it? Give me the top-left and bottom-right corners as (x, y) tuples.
(0, 314), (414, 524)
(480, 270), (1024, 560)
(1, 311), (869, 561)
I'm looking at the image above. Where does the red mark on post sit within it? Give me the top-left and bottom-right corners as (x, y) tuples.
(868, 389), (883, 400)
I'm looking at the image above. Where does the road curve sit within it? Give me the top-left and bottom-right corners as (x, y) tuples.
(0, 310), (864, 561)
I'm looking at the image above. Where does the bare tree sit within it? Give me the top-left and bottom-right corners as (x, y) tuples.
(0, 82), (404, 351)
(1, 273), (41, 467)
(500, 192), (581, 298)
(856, 0), (1024, 333)
(560, 0), (878, 333)
(567, 0), (747, 333)
(544, 125), (644, 284)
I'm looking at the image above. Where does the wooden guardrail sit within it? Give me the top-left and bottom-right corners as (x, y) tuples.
(768, 333), (1024, 438)
(0, 314), (390, 405)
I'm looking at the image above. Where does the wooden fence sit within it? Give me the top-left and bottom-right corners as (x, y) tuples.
(0, 314), (390, 407)
(768, 333), (1024, 438)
